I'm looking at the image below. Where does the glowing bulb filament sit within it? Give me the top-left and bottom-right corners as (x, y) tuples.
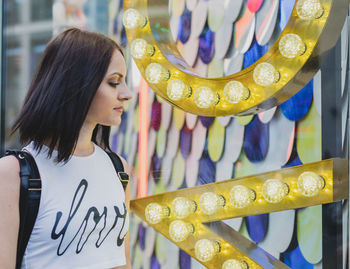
(194, 87), (219, 108)
(297, 171), (325, 197)
(167, 80), (192, 101)
(130, 39), (155, 59)
(296, 0), (324, 20)
(123, 9), (147, 29)
(223, 81), (250, 103)
(145, 202), (170, 224)
(229, 185), (256, 208)
(262, 179), (289, 203)
(171, 197), (197, 219)
(279, 34), (306, 58)
(222, 259), (249, 269)
(253, 63), (280, 87)
(145, 63), (170, 84)
(169, 220), (194, 242)
(198, 192), (225, 215)
(194, 239), (220, 262)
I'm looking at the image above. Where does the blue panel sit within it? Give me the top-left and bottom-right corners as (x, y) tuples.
(198, 152), (216, 185)
(282, 246), (313, 269)
(243, 116), (269, 162)
(243, 41), (268, 69)
(280, 79), (313, 121)
(179, 249), (191, 269)
(152, 154), (161, 183)
(199, 116), (214, 128)
(283, 154), (303, 168)
(180, 126), (192, 159)
(199, 25), (215, 64)
(111, 133), (118, 152)
(137, 223), (146, 250)
(279, 0), (296, 30)
(178, 7), (192, 44)
(151, 254), (161, 269)
(245, 214), (268, 243)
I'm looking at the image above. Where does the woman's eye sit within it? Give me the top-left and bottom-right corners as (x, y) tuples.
(109, 82), (120, 88)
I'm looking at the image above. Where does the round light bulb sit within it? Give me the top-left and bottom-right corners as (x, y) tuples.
(145, 63), (170, 84)
(198, 192), (225, 215)
(130, 39), (155, 59)
(169, 220), (194, 242)
(296, 0), (324, 20)
(262, 179), (289, 203)
(167, 80), (192, 101)
(253, 63), (280, 87)
(122, 8), (147, 29)
(279, 34), (306, 58)
(223, 81), (250, 103)
(297, 171), (325, 197)
(222, 259), (249, 269)
(229, 185), (256, 208)
(171, 197), (197, 219)
(194, 239), (220, 262)
(193, 87), (219, 108)
(144, 202), (170, 224)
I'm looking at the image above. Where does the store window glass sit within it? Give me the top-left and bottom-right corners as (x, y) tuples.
(2, 0), (53, 150)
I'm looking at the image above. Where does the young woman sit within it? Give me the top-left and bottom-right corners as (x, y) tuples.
(0, 28), (133, 268)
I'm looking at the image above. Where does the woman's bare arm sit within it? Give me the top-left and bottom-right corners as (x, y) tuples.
(0, 156), (20, 269)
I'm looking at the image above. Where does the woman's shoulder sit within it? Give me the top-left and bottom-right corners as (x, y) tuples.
(0, 155), (20, 200)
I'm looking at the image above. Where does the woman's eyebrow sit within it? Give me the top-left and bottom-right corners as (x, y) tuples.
(107, 72), (124, 78)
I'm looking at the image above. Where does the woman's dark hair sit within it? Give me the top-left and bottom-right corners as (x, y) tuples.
(12, 28), (124, 163)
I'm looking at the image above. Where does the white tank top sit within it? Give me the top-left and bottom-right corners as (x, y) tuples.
(21, 142), (129, 269)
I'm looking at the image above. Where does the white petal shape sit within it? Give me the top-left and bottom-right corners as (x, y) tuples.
(221, 118), (244, 163)
(148, 129), (157, 168)
(222, 217), (243, 231)
(258, 106), (277, 123)
(161, 156), (173, 186)
(144, 226), (157, 257)
(191, 257), (206, 269)
(186, 113), (198, 130)
(193, 56), (208, 77)
(215, 157), (234, 181)
(184, 34), (199, 67)
(223, 0), (244, 23)
(234, 7), (255, 54)
(191, 1), (208, 37)
(313, 70), (322, 116)
(161, 101), (172, 131)
(297, 205), (322, 264)
(255, 0), (279, 46)
(224, 51), (244, 76)
(215, 22), (234, 59)
(171, 0), (185, 17)
(186, 0), (198, 11)
(170, 15), (180, 42)
(165, 120), (180, 159)
(218, 116), (232, 127)
(186, 155), (199, 187)
(208, 55), (224, 78)
(189, 120), (207, 160)
(258, 210), (295, 253)
(163, 238), (180, 269)
(208, 0), (225, 32)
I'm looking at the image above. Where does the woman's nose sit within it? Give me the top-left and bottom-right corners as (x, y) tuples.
(119, 83), (133, 101)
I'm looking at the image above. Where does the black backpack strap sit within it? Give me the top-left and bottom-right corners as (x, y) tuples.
(106, 151), (129, 191)
(5, 150), (41, 269)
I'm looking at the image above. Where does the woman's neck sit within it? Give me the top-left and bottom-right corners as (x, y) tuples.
(73, 122), (96, 156)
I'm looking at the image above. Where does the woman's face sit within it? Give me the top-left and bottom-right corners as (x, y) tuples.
(86, 49), (132, 127)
